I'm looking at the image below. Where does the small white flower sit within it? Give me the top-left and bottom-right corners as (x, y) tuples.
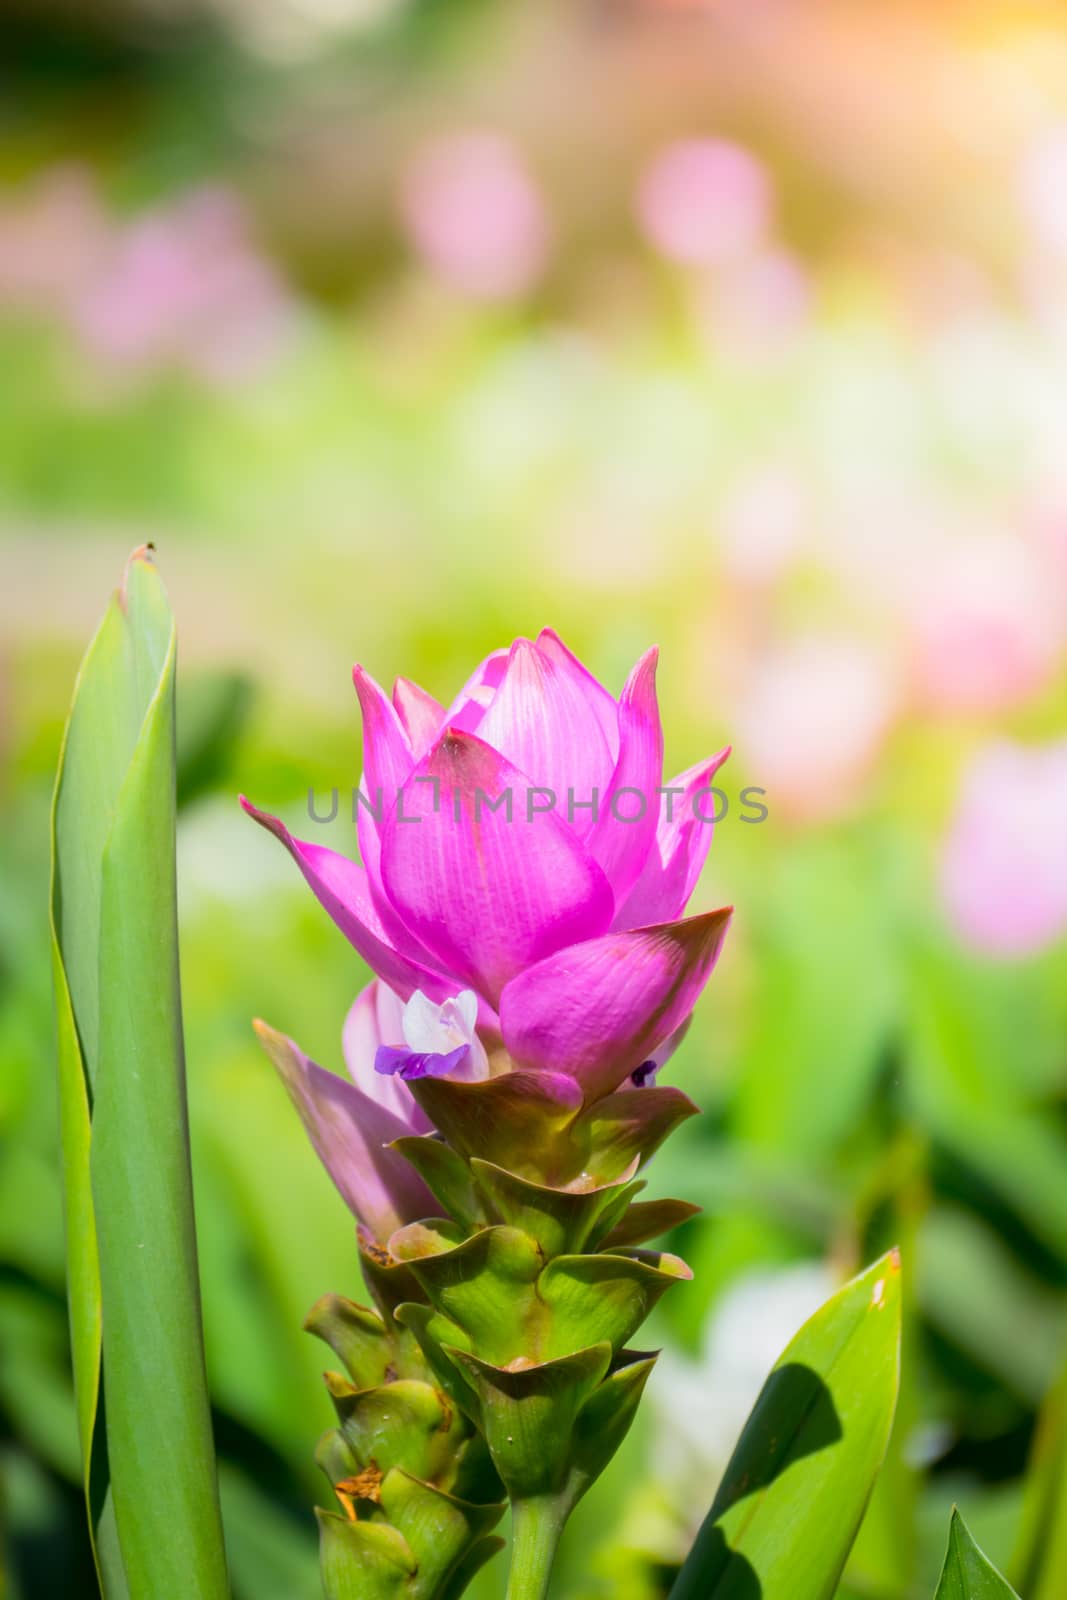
(401, 989), (490, 1081)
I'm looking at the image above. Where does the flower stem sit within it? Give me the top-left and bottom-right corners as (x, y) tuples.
(505, 1497), (567, 1600)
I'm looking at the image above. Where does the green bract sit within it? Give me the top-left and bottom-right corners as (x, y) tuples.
(306, 1065), (703, 1598)
(307, 1262), (505, 1600)
(392, 1104), (696, 1593)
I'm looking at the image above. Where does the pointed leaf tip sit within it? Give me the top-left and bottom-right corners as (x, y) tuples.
(935, 1508), (1021, 1599)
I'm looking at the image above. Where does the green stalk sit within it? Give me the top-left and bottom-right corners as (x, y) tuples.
(505, 1498), (567, 1600)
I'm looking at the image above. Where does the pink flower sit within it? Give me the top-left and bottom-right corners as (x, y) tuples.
(73, 186), (294, 383)
(736, 635), (898, 822)
(908, 534), (1064, 714)
(636, 139), (771, 267)
(244, 630), (732, 1101)
(398, 132), (549, 301)
(939, 739), (1067, 958)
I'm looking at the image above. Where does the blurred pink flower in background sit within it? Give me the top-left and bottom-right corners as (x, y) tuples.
(398, 131), (550, 301)
(74, 186), (295, 384)
(940, 739), (1067, 958)
(636, 138), (771, 266)
(718, 464), (806, 587)
(906, 533), (1064, 714)
(0, 166), (110, 317)
(737, 634), (899, 821)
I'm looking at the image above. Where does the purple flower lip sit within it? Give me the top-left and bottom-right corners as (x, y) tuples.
(375, 1042), (472, 1081)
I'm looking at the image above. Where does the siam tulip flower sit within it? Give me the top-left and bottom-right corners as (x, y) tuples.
(398, 131), (550, 302)
(244, 634), (746, 1599)
(243, 630), (732, 1102)
(939, 738), (1067, 959)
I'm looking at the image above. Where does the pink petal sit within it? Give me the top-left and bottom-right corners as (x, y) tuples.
(254, 1020), (434, 1242)
(352, 664), (417, 903)
(499, 907), (733, 1099)
(443, 648), (510, 734)
(613, 747), (731, 930)
(475, 637), (615, 833)
(585, 647), (664, 905)
(342, 981), (432, 1131)
(392, 676), (445, 758)
(240, 797), (453, 1001)
(535, 627), (621, 759)
(379, 729), (614, 1005)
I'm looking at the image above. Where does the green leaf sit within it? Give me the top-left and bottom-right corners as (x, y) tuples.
(934, 1509), (1020, 1599)
(917, 1207), (1067, 1405)
(217, 1462), (320, 1600)
(670, 1250), (902, 1600)
(50, 549), (228, 1597)
(175, 668), (254, 809)
(906, 940), (1067, 1264)
(1011, 1355), (1067, 1600)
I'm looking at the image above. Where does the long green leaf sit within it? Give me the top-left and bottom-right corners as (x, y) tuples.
(1010, 1355), (1067, 1600)
(50, 548), (229, 1597)
(670, 1250), (902, 1600)
(934, 1509), (1020, 1599)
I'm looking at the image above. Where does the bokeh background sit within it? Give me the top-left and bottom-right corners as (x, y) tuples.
(3, 1), (1067, 1595)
